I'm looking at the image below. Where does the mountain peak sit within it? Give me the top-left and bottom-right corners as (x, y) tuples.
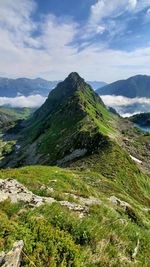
(67, 72), (83, 81)
(44, 72), (86, 103)
(62, 72), (85, 90)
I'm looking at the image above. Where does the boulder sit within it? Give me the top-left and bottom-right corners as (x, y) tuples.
(1, 240), (24, 267)
(109, 196), (131, 210)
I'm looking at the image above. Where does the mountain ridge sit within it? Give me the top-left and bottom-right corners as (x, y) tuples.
(96, 74), (150, 98)
(0, 77), (59, 97)
(3, 72), (114, 167)
(0, 76), (106, 99)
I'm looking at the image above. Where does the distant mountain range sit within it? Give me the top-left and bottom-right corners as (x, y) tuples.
(96, 75), (150, 98)
(0, 77), (106, 98)
(87, 81), (107, 90)
(96, 75), (150, 116)
(0, 77), (59, 97)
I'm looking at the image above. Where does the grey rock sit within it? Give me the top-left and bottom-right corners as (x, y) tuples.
(1, 240), (24, 267)
(57, 149), (87, 165)
(64, 193), (101, 206)
(59, 200), (88, 218)
(0, 252), (5, 265)
(0, 179), (89, 217)
(0, 179), (55, 207)
(109, 196), (131, 210)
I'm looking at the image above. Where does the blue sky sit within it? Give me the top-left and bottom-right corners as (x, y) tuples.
(0, 0), (150, 82)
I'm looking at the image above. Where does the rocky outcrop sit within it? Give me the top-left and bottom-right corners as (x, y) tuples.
(60, 201), (88, 218)
(109, 196), (138, 222)
(109, 196), (131, 210)
(64, 193), (102, 206)
(0, 178), (55, 207)
(57, 149), (87, 165)
(0, 240), (24, 267)
(0, 178), (102, 217)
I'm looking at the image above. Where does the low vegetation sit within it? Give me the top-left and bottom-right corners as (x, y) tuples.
(0, 166), (150, 266)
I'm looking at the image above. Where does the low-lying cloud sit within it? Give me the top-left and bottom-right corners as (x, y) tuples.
(101, 95), (150, 106)
(1, 93), (150, 116)
(0, 95), (46, 108)
(101, 95), (150, 117)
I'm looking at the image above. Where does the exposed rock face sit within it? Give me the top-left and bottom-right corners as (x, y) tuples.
(0, 240), (24, 267)
(60, 201), (88, 218)
(57, 149), (87, 165)
(64, 193), (102, 206)
(0, 178), (102, 217)
(0, 178), (55, 207)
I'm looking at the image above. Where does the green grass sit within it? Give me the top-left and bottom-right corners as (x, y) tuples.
(0, 107), (35, 120)
(0, 139), (16, 160)
(70, 138), (150, 200)
(0, 165), (150, 266)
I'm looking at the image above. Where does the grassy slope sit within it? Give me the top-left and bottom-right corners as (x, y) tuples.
(0, 107), (35, 120)
(0, 166), (150, 266)
(0, 107), (34, 162)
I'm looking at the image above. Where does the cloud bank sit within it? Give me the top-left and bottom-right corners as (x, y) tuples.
(101, 95), (150, 107)
(0, 95), (46, 108)
(101, 95), (150, 116)
(1, 93), (150, 116)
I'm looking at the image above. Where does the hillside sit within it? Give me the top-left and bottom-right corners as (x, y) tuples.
(0, 107), (34, 120)
(0, 111), (15, 133)
(0, 162), (150, 266)
(0, 107), (34, 163)
(96, 75), (150, 98)
(130, 113), (150, 128)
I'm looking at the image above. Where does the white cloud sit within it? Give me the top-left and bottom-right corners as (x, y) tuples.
(0, 95), (46, 108)
(101, 95), (150, 107)
(128, 0), (137, 10)
(85, 0), (149, 39)
(0, 0), (37, 48)
(90, 0), (147, 24)
(100, 95), (150, 116)
(0, 0), (77, 79)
